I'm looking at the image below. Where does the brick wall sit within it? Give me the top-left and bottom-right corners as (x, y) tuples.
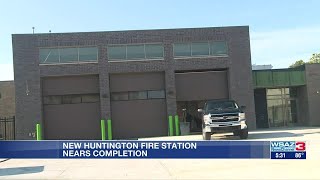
(305, 64), (320, 126)
(13, 26), (256, 139)
(0, 81), (15, 117)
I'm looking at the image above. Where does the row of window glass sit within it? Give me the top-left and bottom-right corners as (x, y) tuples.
(111, 90), (165, 101)
(43, 94), (100, 105)
(39, 41), (228, 64)
(174, 41), (228, 57)
(108, 44), (164, 61)
(39, 47), (98, 64)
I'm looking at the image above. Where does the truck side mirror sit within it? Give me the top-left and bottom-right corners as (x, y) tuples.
(197, 109), (203, 113)
(240, 106), (246, 111)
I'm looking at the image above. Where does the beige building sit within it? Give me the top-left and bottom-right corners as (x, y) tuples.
(0, 81), (15, 117)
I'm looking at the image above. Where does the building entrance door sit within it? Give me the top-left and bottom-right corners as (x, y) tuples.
(267, 88), (298, 127)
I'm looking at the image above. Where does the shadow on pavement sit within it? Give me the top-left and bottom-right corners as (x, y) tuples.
(252, 126), (320, 132)
(248, 132), (303, 139)
(216, 132), (303, 140)
(0, 159), (10, 163)
(0, 166), (44, 176)
(301, 131), (320, 135)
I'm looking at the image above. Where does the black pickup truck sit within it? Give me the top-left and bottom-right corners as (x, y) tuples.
(198, 99), (248, 140)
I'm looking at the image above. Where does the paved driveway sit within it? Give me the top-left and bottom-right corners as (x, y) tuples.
(0, 127), (320, 179)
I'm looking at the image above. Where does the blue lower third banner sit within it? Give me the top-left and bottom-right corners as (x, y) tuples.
(0, 141), (271, 159)
(270, 152), (306, 159)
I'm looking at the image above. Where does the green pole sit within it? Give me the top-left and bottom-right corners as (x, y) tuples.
(168, 116), (174, 136)
(107, 119), (112, 140)
(101, 120), (106, 140)
(175, 115), (180, 136)
(36, 123), (42, 140)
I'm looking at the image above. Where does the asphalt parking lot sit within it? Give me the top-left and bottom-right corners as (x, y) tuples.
(0, 127), (320, 179)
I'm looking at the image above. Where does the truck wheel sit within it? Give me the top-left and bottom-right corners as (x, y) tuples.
(203, 132), (211, 140)
(239, 128), (248, 139)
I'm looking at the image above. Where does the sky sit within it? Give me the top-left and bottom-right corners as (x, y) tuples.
(1, 0), (320, 80)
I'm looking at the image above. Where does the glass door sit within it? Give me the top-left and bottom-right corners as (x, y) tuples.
(267, 98), (284, 127)
(266, 88), (297, 128)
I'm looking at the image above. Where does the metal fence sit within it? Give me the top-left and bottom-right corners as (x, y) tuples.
(0, 116), (15, 140)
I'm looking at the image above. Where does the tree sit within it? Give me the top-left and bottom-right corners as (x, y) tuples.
(309, 53), (320, 64)
(289, 60), (305, 68)
(289, 53), (320, 68)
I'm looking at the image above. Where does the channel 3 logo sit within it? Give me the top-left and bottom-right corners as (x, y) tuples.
(295, 141), (306, 151)
(270, 141), (306, 152)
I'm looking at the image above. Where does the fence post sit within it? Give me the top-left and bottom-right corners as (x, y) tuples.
(107, 119), (112, 140)
(101, 120), (106, 140)
(36, 123), (42, 140)
(168, 116), (174, 136)
(174, 115), (180, 136)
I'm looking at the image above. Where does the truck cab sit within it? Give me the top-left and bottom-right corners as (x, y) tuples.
(198, 99), (248, 140)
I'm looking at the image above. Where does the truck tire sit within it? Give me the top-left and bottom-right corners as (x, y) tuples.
(203, 132), (211, 140)
(239, 128), (248, 139)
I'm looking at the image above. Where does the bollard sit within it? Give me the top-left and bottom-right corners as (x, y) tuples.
(101, 120), (106, 140)
(168, 116), (174, 136)
(107, 119), (112, 140)
(36, 123), (42, 140)
(175, 115), (180, 136)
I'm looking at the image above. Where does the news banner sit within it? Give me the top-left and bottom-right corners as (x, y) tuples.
(0, 141), (306, 159)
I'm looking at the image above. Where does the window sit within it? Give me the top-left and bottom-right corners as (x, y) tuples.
(39, 47), (98, 64)
(174, 41), (228, 58)
(206, 101), (238, 111)
(129, 91), (147, 100)
(82, 94), (100, 103)
(43, 94), (100, 105)
(79, 47), (98, 61)
(62, 95), (81, 104)
(148, 90), (165, 99)
(107, 44), (164, 61)
(111, 90), (165, 101)
(43, 96), (62, 105)
(145, 44), (163, 59)
(111, 92), (129, 101)
(40, 49), (59, 63)
(267, 89), (282, 96)
(127, 45), (145, 59)
(174, 43), (191, 57)
(108, 46), (126, 60)
(210, 41), (228, 56)
(60, 48), (78, 63)
(267, 88), (290, 99)
(192, 42), (209, 56)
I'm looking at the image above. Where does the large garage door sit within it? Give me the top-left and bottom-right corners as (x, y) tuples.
(175, 71), (229, 101)
(110, 72), (167, 139)
(42, 75), (101, 140)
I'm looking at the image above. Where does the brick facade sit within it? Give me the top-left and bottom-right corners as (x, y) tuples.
(305, 64), (320, 126)
(12, 26), (256, 139)
(0, 81), (15, 117)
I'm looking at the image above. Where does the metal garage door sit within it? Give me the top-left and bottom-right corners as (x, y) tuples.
(42, 75), (101, 140)
(110, 72), (167, 139)
(175, 71), (229, 101)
